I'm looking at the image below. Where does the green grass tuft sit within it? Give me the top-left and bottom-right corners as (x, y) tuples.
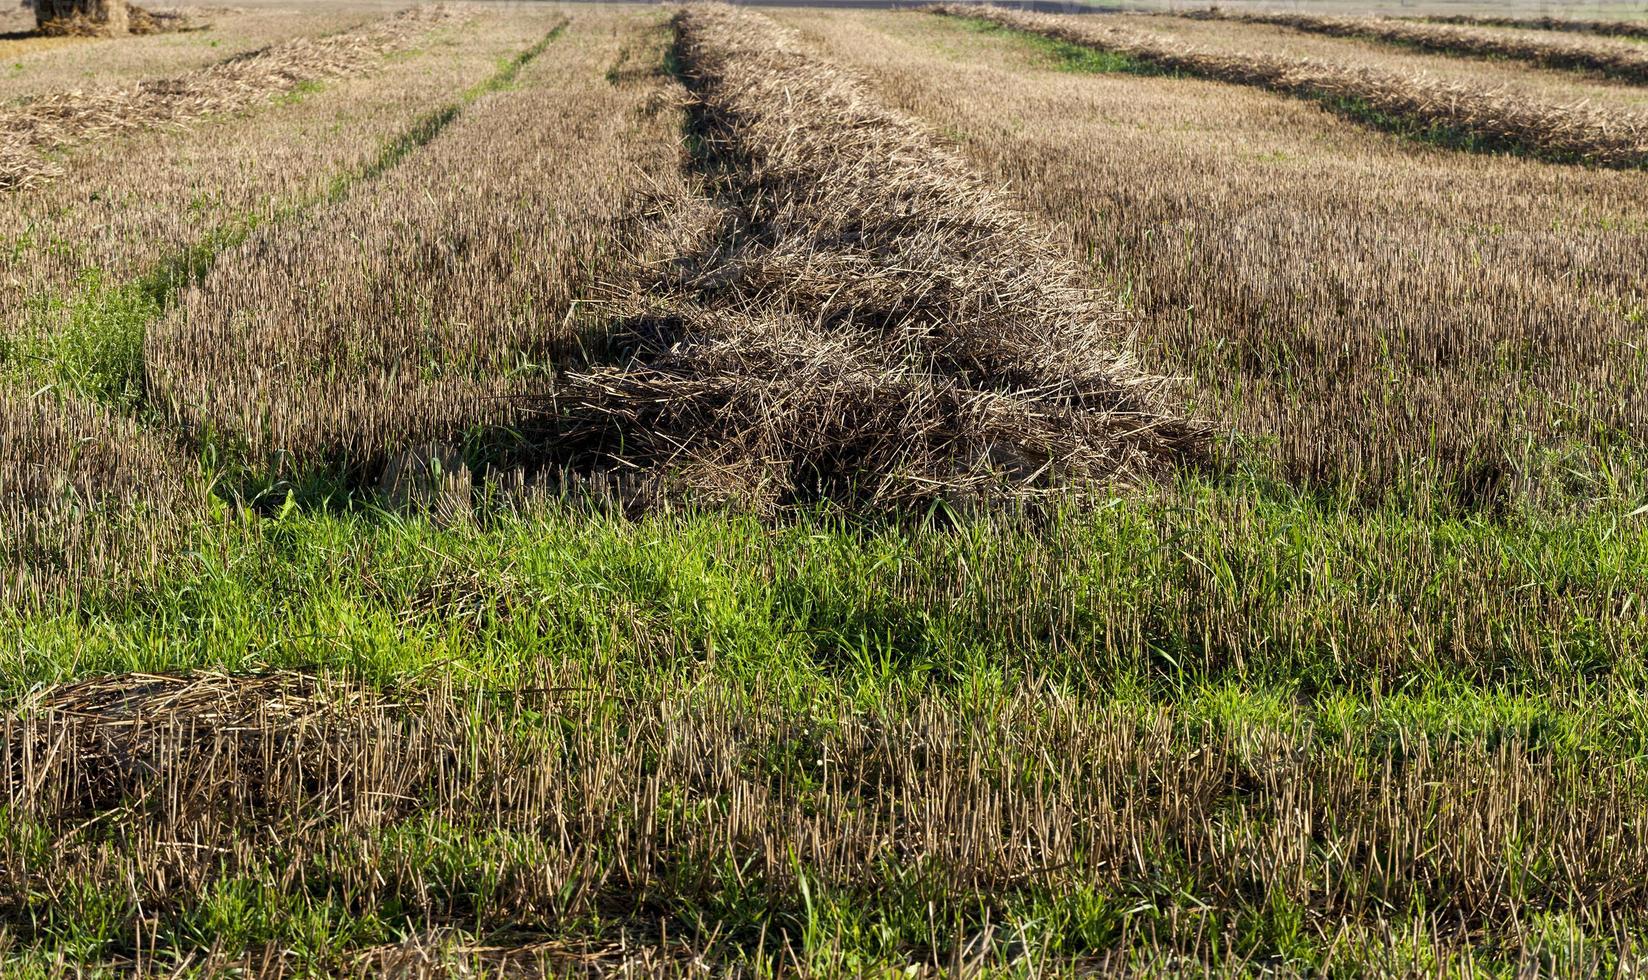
(952, 15), (1153, 74)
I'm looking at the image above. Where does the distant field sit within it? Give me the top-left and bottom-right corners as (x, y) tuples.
(2, 0), (1646, 975)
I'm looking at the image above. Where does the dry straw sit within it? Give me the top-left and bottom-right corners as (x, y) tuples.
(1202, 9), (1648, 86)
(0, 385), (200, 606)
(0, 5), (459, 191)
(819, 10), (1645, 501)
(1420, 13), (1648, 42)
(547, 3), (1205, 510)
(146, 12), (674, 484)
(34, 1), (192, 37)
(936, 4), (1648, 168)
(5, 667), (1647, 970)
(0, 8), (561, 334)
(4, 671), (408, 818)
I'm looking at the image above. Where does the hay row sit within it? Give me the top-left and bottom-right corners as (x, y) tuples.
(909, 6), (1648, 501)
(547, 3), (1203, 510)
(1, 16), (567, 607)
(4, 671), (405, 818)
(937, 5), (1648, 169)
(1419, 14), (1648, 42)
(801, 12), (1648, 505)
(1201, 9), (1648, 87)
(0, 5), (460, 192)
(0, 384), (200, 607)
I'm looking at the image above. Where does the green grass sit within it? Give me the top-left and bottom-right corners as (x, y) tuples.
(4, 221), (259, 411)
(271, 79), (326, 106)
(951, 15), (1153, 74)
(7, 469), (1645, 709)
(5, 472), (1648, 974)
(1312, 91), (1604, 164)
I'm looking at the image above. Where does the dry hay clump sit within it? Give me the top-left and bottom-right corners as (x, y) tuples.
(0, 5), (460, 191)
(0, 385), (200, 607)
(1202, 9), (1648, 86)
(936, 5), (1648, 169)
(549, 3), (1204, 511)
(1, 669), (540, 935)
(35, 1), (195, 36)
(31, 0), (127, 36)
(126, 4), (197, 34)
(0, 145), (52, 194)
(1420, 14), (1648, 43)
(1, 672), (477, 917)
(34, 10), (120, 36)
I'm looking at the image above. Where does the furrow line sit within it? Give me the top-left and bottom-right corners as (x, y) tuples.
(936, 4), (1648, 169)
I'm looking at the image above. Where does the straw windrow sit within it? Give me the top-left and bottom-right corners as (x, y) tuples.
(1201, 9), (1648, 87)
(6, 667), (1648, 973)
(0, 6), (461, 191)
(547, 3), (1204, 510)
(1418, 13), (1648, 42)
(935, 4), (1648, 169)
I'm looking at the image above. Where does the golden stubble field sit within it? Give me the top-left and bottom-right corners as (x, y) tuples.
(1, 1), (1647, 974)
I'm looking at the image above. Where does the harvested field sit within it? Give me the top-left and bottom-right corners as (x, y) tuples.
(1210, 10), (1648, 86)
(549, 4), (1201, 510)
(1421, 13), (1648, 41)
(0, 4), (459, 190)
(3, 1), (1648, 974)
(1122, 11), (1648, 113)
(8, 665), (1648, 975)
(0, 8), (366, 100)
(0, 8), (554, 350)
(0, 385), (200, 606)
(937, 5), (1648, 167)
(0, 35), (87, 59)
(147, 11), (678, 478)
(793, 8), (1648, 502)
